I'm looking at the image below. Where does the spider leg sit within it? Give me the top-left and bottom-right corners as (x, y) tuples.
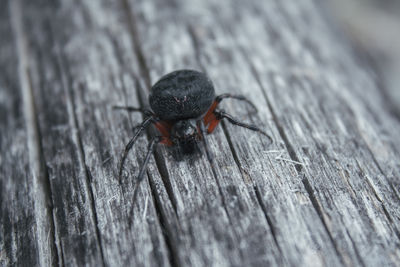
(215, 93), (258, 114)
(113, 105), (154, 117)
(131, 124), (141, 133)
(197, 120), (213, 162)
(213, 109), (273, 144)
(118, 116), (154, 182)
(131, 136), (162, 204)
(203, 94), (258, 127)
(134, 119), (173, 145)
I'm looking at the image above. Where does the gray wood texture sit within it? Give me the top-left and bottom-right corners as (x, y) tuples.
(1, 0), (399, 266)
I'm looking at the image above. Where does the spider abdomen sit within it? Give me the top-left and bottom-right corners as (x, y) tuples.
(149, 70), (215, 121)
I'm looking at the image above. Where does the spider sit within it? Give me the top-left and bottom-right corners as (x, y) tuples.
(114, 69), (272, 197)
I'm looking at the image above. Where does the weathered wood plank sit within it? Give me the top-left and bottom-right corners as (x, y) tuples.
(19, 0), (172, 266)
(1, 0), (57, 266)
(2, 0), (400, 266)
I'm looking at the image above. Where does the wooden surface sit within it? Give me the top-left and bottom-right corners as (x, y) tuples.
(1, 0), (400, 266)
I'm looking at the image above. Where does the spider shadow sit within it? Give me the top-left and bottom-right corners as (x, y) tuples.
(171, 143), (202, 162)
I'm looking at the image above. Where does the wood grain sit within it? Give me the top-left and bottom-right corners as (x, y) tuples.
(1, 0), (399, 266)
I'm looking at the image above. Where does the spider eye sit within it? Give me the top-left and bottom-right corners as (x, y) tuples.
(183, 126), (195, 137)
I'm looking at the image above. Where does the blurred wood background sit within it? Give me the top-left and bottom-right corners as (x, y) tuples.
(1, 0), (400, 266)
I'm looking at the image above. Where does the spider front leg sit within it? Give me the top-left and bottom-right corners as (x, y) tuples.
(131, 136), (164, 203)
(118, 116), (173, 183)
(214, 93), (258, 113)
(205, 109), (273, 144)
(118, 116), (154, 182)
(113, 105), (154, 117)
(204, 93), (258, 121)
(127, 135), (167, 224)
(203, 93), (259, 130)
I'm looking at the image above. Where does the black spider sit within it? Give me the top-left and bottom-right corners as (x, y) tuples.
(114, 69), (272, 198)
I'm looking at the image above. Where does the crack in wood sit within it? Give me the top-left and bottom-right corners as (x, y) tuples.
(358, 160), (400, 240)
(121, 0), (151, 90)
(84, 167), (106, 266)
(187, 25), (203, 69)
(344, 227), (366, 267)
(146, 171), (182, 267)
(253, 186), (284, 258)
(152, 151), (179, 214)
